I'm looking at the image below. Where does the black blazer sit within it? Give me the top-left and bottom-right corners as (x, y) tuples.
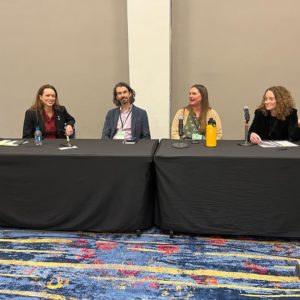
(248, 108), (300, 141)
(22, 106), (75, 139)
(101, 105), (151, 140)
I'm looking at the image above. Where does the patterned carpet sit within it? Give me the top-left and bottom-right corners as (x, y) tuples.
(0, 228), (299, 299)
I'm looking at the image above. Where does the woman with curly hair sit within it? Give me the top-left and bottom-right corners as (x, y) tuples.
(249, 86), (300, 144)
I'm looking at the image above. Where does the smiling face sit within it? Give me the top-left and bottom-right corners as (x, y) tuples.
(264, 90), (277, 113)
(39, 88), (56, 109)
(116, 86), (132, 106)
(189, 87), (202, 107)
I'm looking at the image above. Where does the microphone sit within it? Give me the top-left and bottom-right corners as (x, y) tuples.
(60, 135), (73, 147)
(243, 106), (250, 124)
(58, 128), (73, 147)
(239, 106), (253, 146)
(172, 114), (188, 149)
(178, 115), (184, 137)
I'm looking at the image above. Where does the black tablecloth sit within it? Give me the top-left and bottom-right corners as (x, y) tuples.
(154, 139), (300, 237)
(0, 139), (158, 232)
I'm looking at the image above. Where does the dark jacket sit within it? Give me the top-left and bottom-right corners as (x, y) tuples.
(22, 106), (75, 139)
(102, 105), (151, 139)
(248, 108), (300, 141)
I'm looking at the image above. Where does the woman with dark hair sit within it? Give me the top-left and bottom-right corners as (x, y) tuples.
(249, 86), (300, 144)
(22, 84), (75, 139)
(171, 84), (222, 140)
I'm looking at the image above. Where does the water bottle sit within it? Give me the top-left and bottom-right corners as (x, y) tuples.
(206, 118), (217, 147)
(34, 127), (43, 146)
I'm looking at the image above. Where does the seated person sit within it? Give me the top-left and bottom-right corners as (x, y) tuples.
(102, 82), (151, 140)
(249, 86), (300, 144)
(22, 84), (75, 139)
(171, 84), (222, 140)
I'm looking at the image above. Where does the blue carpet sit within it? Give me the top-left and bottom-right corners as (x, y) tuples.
(0, 228), (299, 299)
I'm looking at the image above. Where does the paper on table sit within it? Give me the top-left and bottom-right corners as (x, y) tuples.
(259, 140), (298, 148)
(0, 140), (19, 146)
(59, 145), (78, 150)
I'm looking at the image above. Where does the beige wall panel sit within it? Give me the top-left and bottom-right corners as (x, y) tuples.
(172, 0), (300, 139)
(0, 0), (129, 138)
(127, 0), (171, 139)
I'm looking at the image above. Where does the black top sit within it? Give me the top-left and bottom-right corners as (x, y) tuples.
(248, 108), (300, 141)
(22, 105), (75, 139)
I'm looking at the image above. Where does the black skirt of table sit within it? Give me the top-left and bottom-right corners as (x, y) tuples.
(154, 139), (300, 238)
(0, 139), (158, 232)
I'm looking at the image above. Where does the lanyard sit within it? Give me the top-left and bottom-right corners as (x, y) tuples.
(191, 114), (200, 132)
(119, 108), (132, 129)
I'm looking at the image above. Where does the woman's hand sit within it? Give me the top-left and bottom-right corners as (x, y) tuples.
(65, 125), (74, 137)
(250, 132), (262, 144)
(298, 118), (300, 127)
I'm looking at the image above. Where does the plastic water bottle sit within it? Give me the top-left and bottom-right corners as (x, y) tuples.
(34, 127), (43, 146)
(206, 118), (217, 147)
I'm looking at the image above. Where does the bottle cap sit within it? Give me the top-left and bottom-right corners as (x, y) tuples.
(208, 118), (216, 125)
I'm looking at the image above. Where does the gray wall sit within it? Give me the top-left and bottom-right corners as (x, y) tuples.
(1, 0), (300, 139)
(171, 0), (300, 139)
(0, 0), (129, 138)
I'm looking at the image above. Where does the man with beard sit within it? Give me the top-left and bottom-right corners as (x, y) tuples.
(102, 82), (151, 140)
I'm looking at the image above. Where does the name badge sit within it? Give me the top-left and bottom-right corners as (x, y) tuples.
(192, 133), (203, 141)
(115, 129), (125, 140)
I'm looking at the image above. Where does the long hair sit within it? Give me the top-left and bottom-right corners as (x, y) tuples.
(113, 82), (135, 106)
(259, 86), (294, 120)
(186, 84), (210, 134)
(30, 84), (60, 117)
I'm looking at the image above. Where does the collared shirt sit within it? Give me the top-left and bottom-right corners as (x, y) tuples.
(114, 106), (132, 140)
(43, 111), (56, 139)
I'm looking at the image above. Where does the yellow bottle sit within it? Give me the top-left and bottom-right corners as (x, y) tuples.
(206, 118), (217, 147)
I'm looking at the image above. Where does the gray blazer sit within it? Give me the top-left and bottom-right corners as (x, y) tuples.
(102, 105), (151, 139)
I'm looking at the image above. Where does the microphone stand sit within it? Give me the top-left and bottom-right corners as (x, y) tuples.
(60, 135), (73, 147)
(239, 121), (253, 146)
(66, 135), (73, 147)
(172, 134), (188, 149)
